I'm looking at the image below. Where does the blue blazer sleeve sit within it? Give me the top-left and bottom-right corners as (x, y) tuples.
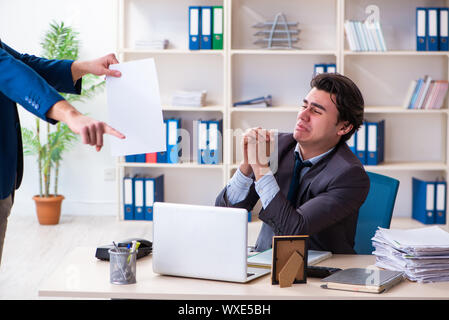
(0, 42), (82, 124)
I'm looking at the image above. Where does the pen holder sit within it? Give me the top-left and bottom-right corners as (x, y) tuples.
(109, 248), (137, 285)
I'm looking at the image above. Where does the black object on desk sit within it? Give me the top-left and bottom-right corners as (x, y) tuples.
(95, 238), (152, 261)
(306, 266), (342, 278)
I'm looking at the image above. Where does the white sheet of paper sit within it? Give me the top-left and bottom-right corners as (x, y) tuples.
(106, 58), (166, 156)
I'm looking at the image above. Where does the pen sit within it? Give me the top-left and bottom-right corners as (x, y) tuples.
(127, 240), (137, 264)
(112, 241), (120, 252)
(112, 241), (127, 279)
(131, 240), (137, 253)
(127, 240), (141, 264)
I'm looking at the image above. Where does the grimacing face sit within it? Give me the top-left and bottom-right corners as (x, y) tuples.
(293, 87), (352, 150)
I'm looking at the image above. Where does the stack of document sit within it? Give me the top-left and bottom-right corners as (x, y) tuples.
(135, 39), (169, 50)
(171, 90), (207, 107)
(372, 226), (449, 283)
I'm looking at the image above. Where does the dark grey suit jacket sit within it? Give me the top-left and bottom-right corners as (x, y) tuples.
(215, 133), (370, 254)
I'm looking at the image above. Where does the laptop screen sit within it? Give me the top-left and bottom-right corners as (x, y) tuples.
(152, 202), (249, 282)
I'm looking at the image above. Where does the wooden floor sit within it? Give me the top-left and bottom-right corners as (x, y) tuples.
(0, 213), (262, 300)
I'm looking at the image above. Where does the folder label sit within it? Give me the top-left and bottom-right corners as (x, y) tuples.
(356, 123), (366, 164)
(440, 8), (449, 51)
(436, 183), (445, 211)
(326, 64), (336, 73)
(357, 124), (366, 149)
(417, 9), (426, 37)
(202, 8), (211, 36)
(199, 122), (207, 149)
(190, 8), (199, 36)
(429, 9), (438, 36)
(314, 64), (325, 75)
(123, 177), (134, 220)
(124, 179), (132, 205)
(146, 180), (154, 206)
(214, 8), (223, 34)
(209, 122), (218, 150)
(436, 182), (447, 224)
(426, 183), (435, 215)
(441, 10), (448, 37)
(428, 8), (439, 51)
(134, 178), (144, 219)
(165, 118), (181, 163)
(168, 120), (177, 145)
(367, 124), (377, 152)
(135, 181), (143, 207)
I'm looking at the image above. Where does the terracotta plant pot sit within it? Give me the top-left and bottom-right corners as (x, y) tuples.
(33, 195), (65, 225)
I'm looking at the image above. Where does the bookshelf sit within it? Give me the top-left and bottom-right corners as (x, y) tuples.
(115, 0), (449, 228)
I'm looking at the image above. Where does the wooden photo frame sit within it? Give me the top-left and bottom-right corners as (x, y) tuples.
(271, 235), (308, 287)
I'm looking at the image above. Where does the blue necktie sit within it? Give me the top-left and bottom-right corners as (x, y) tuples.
(287, 152), (312, 205)
(255, 152), (312, 252)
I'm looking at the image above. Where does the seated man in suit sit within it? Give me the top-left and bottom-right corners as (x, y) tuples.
(216, 73), (370, 254)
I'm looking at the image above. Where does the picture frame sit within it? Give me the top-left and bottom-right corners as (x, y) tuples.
(271, 235), (308, 286)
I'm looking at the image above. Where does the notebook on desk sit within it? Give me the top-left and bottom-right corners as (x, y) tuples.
(320, 268), (404, 294)
(247, 248), (332, 268)
(152, 202), (271, 283)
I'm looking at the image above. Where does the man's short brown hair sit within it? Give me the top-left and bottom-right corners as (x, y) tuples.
(310, 73), (364, 143)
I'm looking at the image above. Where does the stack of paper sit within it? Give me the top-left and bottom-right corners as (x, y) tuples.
(171, 90), (207, 107)
(372, 226), (449, 283)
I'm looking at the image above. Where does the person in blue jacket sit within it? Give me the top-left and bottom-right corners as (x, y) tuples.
(0, 39), (126, 265)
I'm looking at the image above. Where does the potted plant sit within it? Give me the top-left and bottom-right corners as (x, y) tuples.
(22, 21), (104, 225)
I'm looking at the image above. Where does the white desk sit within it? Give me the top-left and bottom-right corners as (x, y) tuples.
(39, 247), (449, 300)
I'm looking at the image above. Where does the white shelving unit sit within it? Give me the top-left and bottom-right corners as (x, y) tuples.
(115, 0), (449, 228)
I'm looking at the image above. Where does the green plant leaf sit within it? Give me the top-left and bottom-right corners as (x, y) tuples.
(41, 20), (79, 60)
(22, 21), (104, 197)
(48, 123), (78, 162)
(21, 127), (40, 156)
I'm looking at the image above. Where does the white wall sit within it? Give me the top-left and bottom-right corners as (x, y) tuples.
(0, 0), (119, 216)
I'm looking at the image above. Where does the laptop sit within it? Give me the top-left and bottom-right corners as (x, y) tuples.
(152, 202), (271, 283)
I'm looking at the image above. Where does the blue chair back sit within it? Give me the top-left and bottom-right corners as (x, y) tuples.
(354, 171), (400, 254)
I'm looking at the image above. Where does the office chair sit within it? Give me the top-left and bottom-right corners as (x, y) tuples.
(354, 171), (400, 255)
